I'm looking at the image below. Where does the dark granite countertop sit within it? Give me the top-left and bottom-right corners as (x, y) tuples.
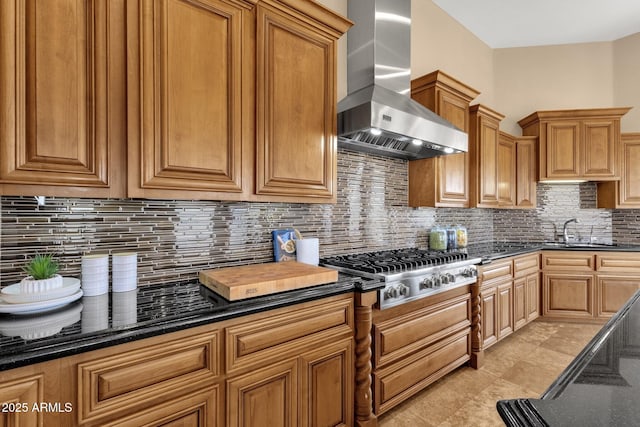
(0, 272), (383, 371)
(497, 289), (640, 426)
(465, 242), (640, 264)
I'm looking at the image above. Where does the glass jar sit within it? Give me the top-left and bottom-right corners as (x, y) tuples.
(429, 226), (447, 251)
(456, 225), (468, 248)
(446, 226), (457, 250)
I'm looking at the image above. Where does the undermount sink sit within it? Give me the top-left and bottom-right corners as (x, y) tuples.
(543, 242), (618, 248)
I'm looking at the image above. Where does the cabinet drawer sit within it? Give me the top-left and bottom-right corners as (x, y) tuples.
(78, 331), (219, 423)
(514, 253), (540, 277)
(226, 297), (353, 373)
(373, 329), (470, 415)
(374, 294), (470, 368)
(479, 260), (513, 284)
(542, 252), (595, 270)
(596, 253), (640, 272)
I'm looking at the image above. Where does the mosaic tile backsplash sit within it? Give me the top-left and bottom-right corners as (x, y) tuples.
(2, 149), (639, 287)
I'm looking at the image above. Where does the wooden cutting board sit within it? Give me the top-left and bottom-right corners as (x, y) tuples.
(199, 262), (338, 301)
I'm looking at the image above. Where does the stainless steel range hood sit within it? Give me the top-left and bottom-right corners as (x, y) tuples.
(337, 0), (467, 160)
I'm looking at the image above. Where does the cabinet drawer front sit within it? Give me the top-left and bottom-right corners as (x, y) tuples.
(226, 298), (353, 373)
(374, 294), (470, 368)
(596, 253), (640, 272)
(78, 331), (219, 423)
(374, 330), (470, 415)
(479, 260), (513, 283)
(514, 253), (540, 277)
(542, 252), (594, 270)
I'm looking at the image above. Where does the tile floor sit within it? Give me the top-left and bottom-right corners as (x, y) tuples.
(378, 320), (603, 427)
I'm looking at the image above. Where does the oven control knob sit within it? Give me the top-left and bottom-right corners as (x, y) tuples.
(440, 274), (449, 285)
(420, 278), (433, 289)
(445, 273), (456, 283)
(384, 287), (398, 299)
(434, 276), (442, 287)
(397, 283), (410, 296)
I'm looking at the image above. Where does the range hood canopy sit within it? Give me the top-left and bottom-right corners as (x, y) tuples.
(337, 0), (468, 160)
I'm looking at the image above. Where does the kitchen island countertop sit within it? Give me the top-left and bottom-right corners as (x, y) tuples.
(0, 272), (383, 371)
(497, 289), (640, 426)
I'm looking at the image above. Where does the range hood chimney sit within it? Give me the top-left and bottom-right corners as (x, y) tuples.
(337, 0), (467, 160)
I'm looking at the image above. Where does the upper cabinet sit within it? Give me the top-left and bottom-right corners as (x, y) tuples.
(127, 0), (350, 203)
(518, 108), (631, 181)
(514, 136), (538, 209)
(0, 0), (127, 197)
(597, 133), (640, 208)
(127, 0), (254, 200)
(408, 70), (480, 208)
(468, 104), (505, 208)
(497, 132), (516, 207)
(2, 0), (350, 203)
(254, 0), (349, 201)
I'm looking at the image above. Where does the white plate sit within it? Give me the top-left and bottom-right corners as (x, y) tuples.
(1, 277), (81, 304)
(0, 289), (84, 315)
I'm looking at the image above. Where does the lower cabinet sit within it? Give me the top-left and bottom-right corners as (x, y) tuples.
(371, 288), (471, 415)
(0, 293), (355, 427)
(480, 284), (498, 348)
(541, 251), (640, 321)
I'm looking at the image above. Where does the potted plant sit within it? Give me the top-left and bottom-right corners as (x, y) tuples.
(21, 253), (63, 293)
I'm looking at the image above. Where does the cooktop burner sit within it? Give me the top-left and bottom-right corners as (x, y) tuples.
(320, 248), (469, 274)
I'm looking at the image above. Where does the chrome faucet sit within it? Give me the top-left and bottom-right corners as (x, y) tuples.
(563, 218), (580, 245)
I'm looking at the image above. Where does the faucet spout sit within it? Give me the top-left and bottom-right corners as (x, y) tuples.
(563, 218), (580, 245)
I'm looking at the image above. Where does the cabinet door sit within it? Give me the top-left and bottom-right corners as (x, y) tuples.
(0, 374), (43, 427)
(255, 2), (338, 200)
(300, 339), (353, 427)
(102, 387), (220, 427)
(497, 133), (516, 207)
(477, 117), (500, 207)
(545, 121), (581, 179)
(497, 282), (514, 339)
(481, 286), (498, 348)
(437, 92), (470, 206)
(543, 273), (594, 319)
(597, 275), (640, 318)
(618, 134), (640, 206)
(525, 273), (540, 322)
(127, 0), (249, 198)
(515, 137), (537, 208)
(0, 0), (124, 196)
(513, 278), (527, 331)
(582, 119), (617, 179)
(227, 358), (297, 427)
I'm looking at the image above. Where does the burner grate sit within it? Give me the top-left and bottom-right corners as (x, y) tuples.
(321, 248), (468, 274)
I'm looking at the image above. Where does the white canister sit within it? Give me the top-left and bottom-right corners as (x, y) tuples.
(81, 254), (109, 296)
(296, 238), (320, 266)
(112, 252), (137, 292)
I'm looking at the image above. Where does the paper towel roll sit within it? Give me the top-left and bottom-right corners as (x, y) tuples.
(296, 238), (319, 266)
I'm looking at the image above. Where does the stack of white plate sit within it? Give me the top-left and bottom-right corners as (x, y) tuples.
(0, 277), (83, 315)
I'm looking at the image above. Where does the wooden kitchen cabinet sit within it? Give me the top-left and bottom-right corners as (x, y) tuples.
(476, 259), (513, 349)
(513, 252), (540, 330)
(0, 0), (127, 197)
(518, 108), (631, 181)
(515, 136), (538, 208)
(409, 70), (480, 208)
(127, 0), (350, 203)
(543, 272), (595, 319)
(0, 371), (45, 427)
(497, 282), (514, 339)
(372, 288), (471, 415)
(596, 275), (640, 318)
(513, 277), (527, 330)
(126, 0), (253, 200)
(598, 133), (640, 208)
(255, 1), (349, 201)
(469, 104), (505, 208)
(497, 132), (516, 207)
(480, 284), (499, 348)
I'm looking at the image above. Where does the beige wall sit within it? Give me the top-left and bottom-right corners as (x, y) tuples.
(318, 0), (640, 135)
(494, 42), (616, 134)
(614, 32), (640, 132)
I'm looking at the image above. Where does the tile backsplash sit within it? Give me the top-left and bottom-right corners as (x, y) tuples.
(2, 149), (639, 287)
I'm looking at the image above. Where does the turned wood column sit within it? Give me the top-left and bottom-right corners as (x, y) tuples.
(354, 291), (378, 427)
(470, 282), (484, 368)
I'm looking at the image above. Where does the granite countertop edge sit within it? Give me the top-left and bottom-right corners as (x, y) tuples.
(0, 272), (384, 371)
